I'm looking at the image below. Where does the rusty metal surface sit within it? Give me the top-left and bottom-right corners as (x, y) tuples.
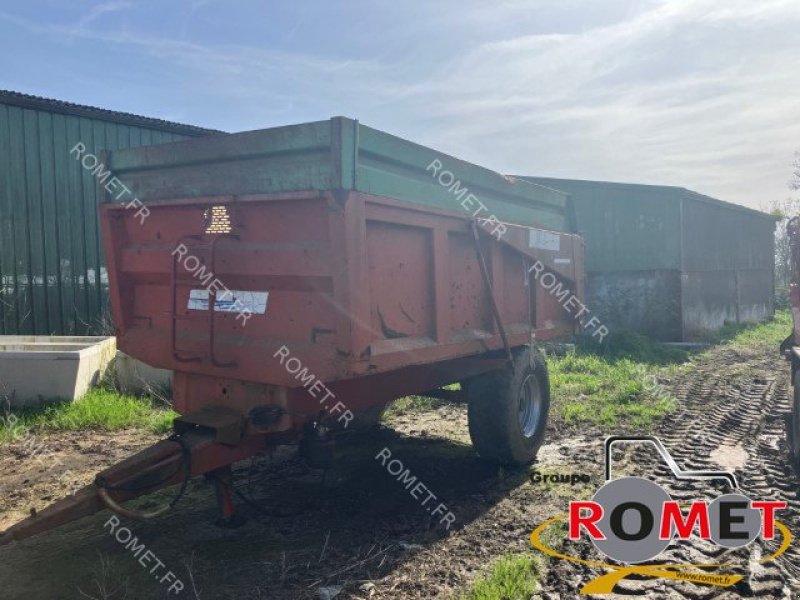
(101, 190), (582, 435)
(98, 119), (585, 448)
(101, 193), (580, 378)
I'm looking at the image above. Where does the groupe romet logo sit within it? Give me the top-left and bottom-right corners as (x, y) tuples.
(529, 436), (792, 595)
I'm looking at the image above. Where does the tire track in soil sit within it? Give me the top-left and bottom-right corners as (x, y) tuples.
(2, 345), (797, 599)
(539, 347), (800, 599)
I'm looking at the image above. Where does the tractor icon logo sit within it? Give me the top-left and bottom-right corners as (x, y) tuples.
(530, 436), (791, 594)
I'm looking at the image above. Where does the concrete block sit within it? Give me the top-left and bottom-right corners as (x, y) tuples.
(113, 351), (172, 396)
(585, 269), (682, 341)
(0, 336), (116, 407)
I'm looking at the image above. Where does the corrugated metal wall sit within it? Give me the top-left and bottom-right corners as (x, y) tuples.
(0, 102), (195, 334)
(520, 177), (776, 340)
(680, 195), (776, 336)
(521, 178), (683, 272)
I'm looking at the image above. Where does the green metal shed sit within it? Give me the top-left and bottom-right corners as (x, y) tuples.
(0, 90), (221, 335)
(520, 177), (777, 340)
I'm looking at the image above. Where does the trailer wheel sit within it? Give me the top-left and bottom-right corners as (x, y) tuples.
(467, 348), (550, 466)
(789, 373), (800, 472)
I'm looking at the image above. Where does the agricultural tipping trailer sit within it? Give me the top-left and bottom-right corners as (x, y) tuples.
(0, 117), (584, 544)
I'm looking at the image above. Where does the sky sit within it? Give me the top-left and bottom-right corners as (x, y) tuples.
(1, 0), (799, 211)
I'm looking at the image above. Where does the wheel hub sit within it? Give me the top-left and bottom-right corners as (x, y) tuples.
(518, 374), (542, 438)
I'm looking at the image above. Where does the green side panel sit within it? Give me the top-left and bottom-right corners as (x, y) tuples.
(0, 104), (11, 333)
(24, 109), (47, 332)
(680, 195), (774, 271)
(51, 114), (73, 333)
(521, 178), (682, 272)
(109, 117), (572, 232)
(117, 124), (130, 148)
(112, 120), (334, 201)
(355, 122), (569, 231)
(79, 117), (98, 328)
(0, 101), (203, 334)
(38, 111), (62, 333)
(65, 115), (90, 333)
(129, 126), (142, 147)
(8, 107), (31, 333)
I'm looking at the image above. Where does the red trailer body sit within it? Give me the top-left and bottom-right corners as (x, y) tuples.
(101, 190), (583, 437)
(1, 119), (585, 544)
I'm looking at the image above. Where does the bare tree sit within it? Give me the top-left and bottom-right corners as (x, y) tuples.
(764, 197), (796, 298)
(768, 152), (800, 307)
(792, 151), (800, 191)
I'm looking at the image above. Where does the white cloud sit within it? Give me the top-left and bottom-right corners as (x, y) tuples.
(2, 0), (799, 208)
(388, 0), (800, 208)
(70, 1), (134, 35)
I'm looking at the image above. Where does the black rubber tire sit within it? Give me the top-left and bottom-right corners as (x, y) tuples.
(789, 373), (800, 472)
(467, 347), (550, 466)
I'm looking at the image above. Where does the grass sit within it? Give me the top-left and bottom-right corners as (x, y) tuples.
(548, 311), (793, 430)
(712, 309), (792, 348)
(0, 312), (789, 444)
(463, 554), (542, 600)
(458, 315), (792, 598)
(573, 329), (689, 365)
(383, 394), (447, 419)
(0, 388), (176, 444)
(547, 330), (686, 430)
(382, 383), (460, 420)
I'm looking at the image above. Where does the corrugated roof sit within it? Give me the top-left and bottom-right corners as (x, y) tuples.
(0, 89), (223, 137)
(519, 176), (777, 221)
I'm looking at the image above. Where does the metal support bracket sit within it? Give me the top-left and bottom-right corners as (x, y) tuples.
(470, 220), (513, 365)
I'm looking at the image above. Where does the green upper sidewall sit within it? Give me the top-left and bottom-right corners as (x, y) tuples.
(108, 117), (573, 233)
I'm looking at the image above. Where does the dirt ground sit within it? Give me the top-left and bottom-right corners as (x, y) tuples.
(1, 341), (799, 599)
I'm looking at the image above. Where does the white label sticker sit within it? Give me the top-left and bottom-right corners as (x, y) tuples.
(188, 289), (269, 314)
(529, 228), (561, 252)
(553, 258), (572, 264)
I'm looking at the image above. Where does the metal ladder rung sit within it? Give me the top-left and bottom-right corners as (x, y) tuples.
(172, 314), (216, 321)
(170, 233), (239, 369)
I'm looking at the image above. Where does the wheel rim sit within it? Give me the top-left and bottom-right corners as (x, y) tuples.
(518, 374), (542, 439)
